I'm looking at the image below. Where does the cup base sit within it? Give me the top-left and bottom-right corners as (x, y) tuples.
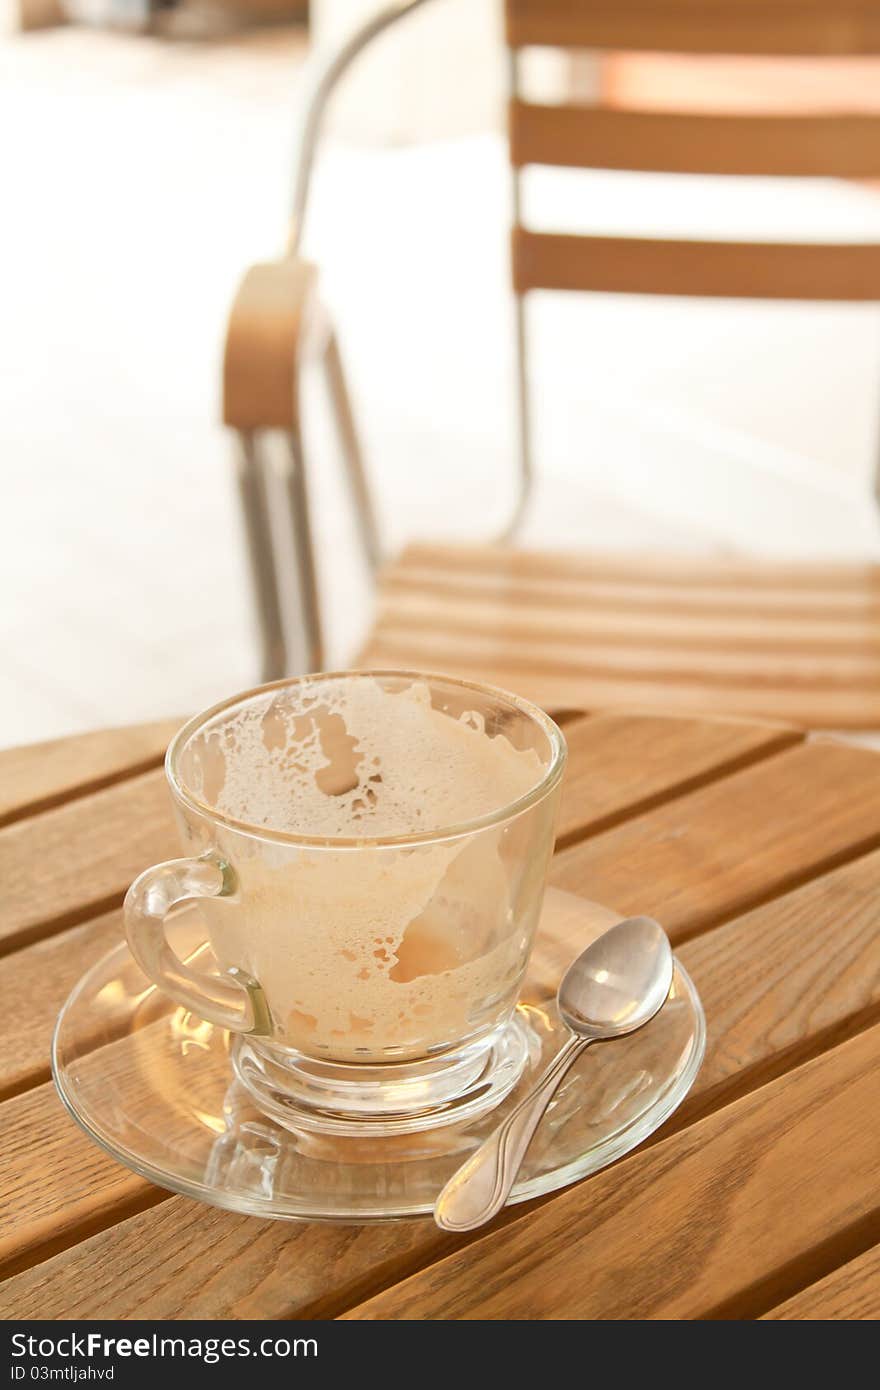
(230, 1018), (536, 1137)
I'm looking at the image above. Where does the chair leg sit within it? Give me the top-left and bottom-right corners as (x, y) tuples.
(234, 430), (288, 682)
(282, 429), (324, 674)
(499, 290), (535, 543)
(502, 103), (534, 545)
(322, 329), (382, 572)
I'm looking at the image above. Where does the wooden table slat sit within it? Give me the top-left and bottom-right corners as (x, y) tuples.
(0, 909), (126, 1101)
(674, 848), (880, 1118)
(0, 1191), (451, 1323)
(0, 1087), (162, 1278)
(551, 738), (880, 942)
(0, 721), (178, 828)
(551, 712), (797, 844)
(761, 1244), (880, 1320)
(0, 769), (178, 954)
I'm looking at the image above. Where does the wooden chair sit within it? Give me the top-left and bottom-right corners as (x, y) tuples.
(224, 0), (880, 729)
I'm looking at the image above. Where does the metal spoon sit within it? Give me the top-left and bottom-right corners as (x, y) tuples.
(433, 915), (674, 1232)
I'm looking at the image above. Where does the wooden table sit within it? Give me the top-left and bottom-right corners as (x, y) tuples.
(1, 710), (879, 1320)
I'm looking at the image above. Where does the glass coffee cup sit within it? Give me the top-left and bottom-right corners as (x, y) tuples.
(124, 671), (566, 1135)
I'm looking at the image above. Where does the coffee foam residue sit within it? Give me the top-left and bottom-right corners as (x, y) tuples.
(184, 677), (544, 839)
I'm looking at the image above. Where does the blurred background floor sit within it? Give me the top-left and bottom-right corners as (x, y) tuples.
(3, 18), (880, 748)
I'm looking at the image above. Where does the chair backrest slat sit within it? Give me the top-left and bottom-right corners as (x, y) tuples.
(513, 230), (880, 300)
(505, 1), (880, 57)
(511, 101), (880, 179)
(506, 2), (880, 302)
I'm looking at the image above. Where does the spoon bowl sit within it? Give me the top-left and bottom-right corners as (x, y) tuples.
(558, 915), (673, 1040)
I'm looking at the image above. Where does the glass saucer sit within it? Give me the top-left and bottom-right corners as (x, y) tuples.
(52, 889), (705, 1223)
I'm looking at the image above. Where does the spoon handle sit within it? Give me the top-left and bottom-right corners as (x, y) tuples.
(434, 1032), (590, 1231)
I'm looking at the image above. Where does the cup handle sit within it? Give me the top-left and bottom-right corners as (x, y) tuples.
(124, 853), (272, 1034)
